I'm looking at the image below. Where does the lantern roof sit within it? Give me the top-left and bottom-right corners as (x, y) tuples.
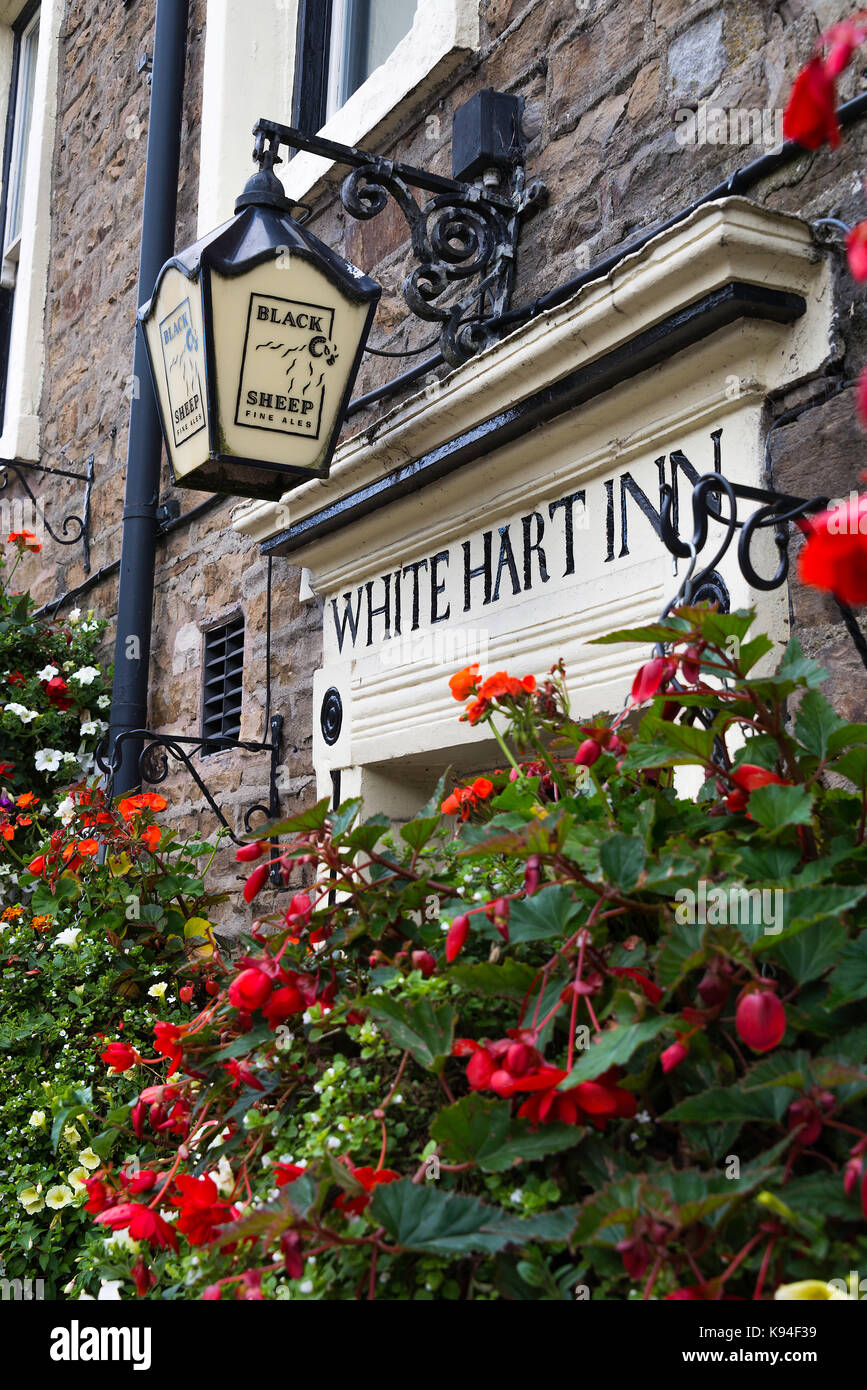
(138, 167), (379, 321)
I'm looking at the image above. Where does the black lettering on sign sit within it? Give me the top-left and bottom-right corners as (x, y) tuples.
(492, 525), (520, 602)
(463, 532), (492, 611)
(618, 472), (663, 559)
(604, 479), (615, 564)
(547, 491), (585, 577)
(331, 589), (363, 654)
(402, 559), (429, 632)
(521, 512), (549, 591)
(366, 574), (392, 647)
(431, 551), (451, 624)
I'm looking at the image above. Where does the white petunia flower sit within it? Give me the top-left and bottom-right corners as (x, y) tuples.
(70, 666), (100, 686)
(55, 796), (75, 824)
(35, 749), (63, 772)
(46, 1184), (75, 1210)
(54, 927), (81, 948)
(96, 694), (110, 709)
(5, 703), (38, 723)
(36, 665), (59, 681)
(68, 609), (81, 623)
(80, 719), (107, 737)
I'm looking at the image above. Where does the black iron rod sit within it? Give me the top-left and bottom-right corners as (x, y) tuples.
(107, 0), (189, 798)
(253, 118), (513, 208)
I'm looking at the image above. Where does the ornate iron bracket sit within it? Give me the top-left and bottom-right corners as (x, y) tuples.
(0, 454), (94, 572)
(98, 715), (284, 851)
(251, 116), (547, 368)
(659, 472), (867, 673)
(100, 559), (287, 873)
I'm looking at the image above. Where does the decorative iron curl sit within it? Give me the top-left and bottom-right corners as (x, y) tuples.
(339, 159), (542, 368)
(659, 473), (867, 673)
(97, 714), (285, 850)
(0, 455), (94, 572)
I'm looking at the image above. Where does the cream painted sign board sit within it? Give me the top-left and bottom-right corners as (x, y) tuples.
(234, 200), (833, 817)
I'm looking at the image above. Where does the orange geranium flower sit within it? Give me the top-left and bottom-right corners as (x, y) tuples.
(441, 777), (495, 820)
(479, 671), (536, 701)
(118, 792), (168, 819)
(7, 529), (41, 552)
(1, 824), (14, 841)
(77, 839), (100, 856)
(448, 664), (480, 701)
(141, 824), (161, 851)
(16, 792), (38, 808)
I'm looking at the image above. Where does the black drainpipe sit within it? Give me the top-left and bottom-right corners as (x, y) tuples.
(107, 0), (189, 796)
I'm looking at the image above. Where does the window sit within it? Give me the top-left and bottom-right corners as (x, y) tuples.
(2, 3), (38, 265)
(0, 0), (38, 433)
(201, 615), (245, 753)
(294, 0), (418, 132)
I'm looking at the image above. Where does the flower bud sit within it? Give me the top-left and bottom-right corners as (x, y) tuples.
(735, 984), (786, 1052)
(445, 914), (470, 963)
(411, 950), (436, 978)
(574, 738), (601, 767)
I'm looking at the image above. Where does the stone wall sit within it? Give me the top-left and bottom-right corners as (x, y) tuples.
(16, 0), (867, 923)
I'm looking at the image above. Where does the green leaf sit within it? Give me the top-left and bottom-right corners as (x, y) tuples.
(247, 797), (331, 839)
(794, 689), (843, 759)
(449, 958), (538, 1000)
(832, 746), (867, 793)
(775, 637), (827, 690)
(370, 1179), (577, 1255)
(598, 835), (646, 893)
(559, 1016), (671, 1087)
(664, 1084), (790, 1125)
(431, 1096), (580, 1172)
(400, 813), (442, 852)
(623, 718), (714, 771)
(656, 921), (709, 991)
(827, 937), (867, 1009)
(359, 995), (455, 1071)
(771, 919), (848, 984)
(330, 798), (362, 837)
(507, 885), (584, 944)
(746, 783), (814, 831)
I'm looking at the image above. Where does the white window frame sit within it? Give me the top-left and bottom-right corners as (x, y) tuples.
(0, 0), (60, 462)
(3, 5), (40, 266)
(197, 0), (479, 232)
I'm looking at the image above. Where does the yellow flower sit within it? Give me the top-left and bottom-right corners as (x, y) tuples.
(774, 1280), (854, 1301)
(45, 1184), (74, 1210)
(18, 1185), (43, 1214)
(68, 1167), (89, 1191)
(77, 1148), (100, 1170)
(62, 1125), (81, 1146)
(148, 981), (168, 1000)
(28, 1110), (46, 1128)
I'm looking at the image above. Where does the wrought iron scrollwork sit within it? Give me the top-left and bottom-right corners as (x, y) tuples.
(252, 120), (546, 369)
(659, 472), (867, 672)
(0, 455), (94, 572)
(96, 717), (284, 848)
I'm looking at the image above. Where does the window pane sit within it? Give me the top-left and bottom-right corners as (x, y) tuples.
(328, 0), (417, 116)
(5, 14), (40, 253)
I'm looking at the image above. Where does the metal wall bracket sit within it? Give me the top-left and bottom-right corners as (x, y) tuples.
(99, 715), (284, 848)
(98, 558), (287, 853)
(660, 473), (867, 673)
(251, 105), (547, 368)
(0, 454), (94, 572)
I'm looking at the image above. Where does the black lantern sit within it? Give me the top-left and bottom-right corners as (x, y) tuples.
(139, 159), (381, 501)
